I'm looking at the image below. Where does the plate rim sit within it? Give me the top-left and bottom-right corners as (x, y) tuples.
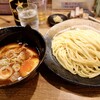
(44, 19), (100, 87)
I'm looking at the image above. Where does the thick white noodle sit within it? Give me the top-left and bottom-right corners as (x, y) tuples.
(52, 28), (100, 78)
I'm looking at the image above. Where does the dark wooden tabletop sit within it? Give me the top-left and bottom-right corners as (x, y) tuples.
(0, 10), (100, 100)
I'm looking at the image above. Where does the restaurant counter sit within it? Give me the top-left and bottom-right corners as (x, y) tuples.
(0, 9), (100, 100)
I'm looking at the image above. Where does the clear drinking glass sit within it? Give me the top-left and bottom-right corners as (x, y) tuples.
(17, 3), (39, 30)
(28, 0), (47, 24)
(38, 0), (47, 24)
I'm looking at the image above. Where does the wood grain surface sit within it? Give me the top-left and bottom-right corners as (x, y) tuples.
(0, 64), (100, 100)
(0, 6), (100, 100)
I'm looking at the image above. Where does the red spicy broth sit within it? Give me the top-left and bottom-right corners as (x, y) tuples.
(0, 43), (39, 85)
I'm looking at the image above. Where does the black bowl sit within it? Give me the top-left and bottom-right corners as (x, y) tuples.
(47, 14), (68, 26)
(0, 25), (46, 88)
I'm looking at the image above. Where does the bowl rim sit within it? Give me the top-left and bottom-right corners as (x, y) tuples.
(0, 26), (46, 88)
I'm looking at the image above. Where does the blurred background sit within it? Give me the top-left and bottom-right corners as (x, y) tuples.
(0, 0), (51, 15)
(0, 0), (100, 16)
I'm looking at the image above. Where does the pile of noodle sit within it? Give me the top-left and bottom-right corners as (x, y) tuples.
(52, 29), (100, 78)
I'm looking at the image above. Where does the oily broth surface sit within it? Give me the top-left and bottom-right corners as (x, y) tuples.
(0, 43), (39, 85)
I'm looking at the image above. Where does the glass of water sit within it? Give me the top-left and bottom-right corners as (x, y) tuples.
(17, 3), (39, 30)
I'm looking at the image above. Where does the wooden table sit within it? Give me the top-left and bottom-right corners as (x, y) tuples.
(0, 11), (100, 100)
